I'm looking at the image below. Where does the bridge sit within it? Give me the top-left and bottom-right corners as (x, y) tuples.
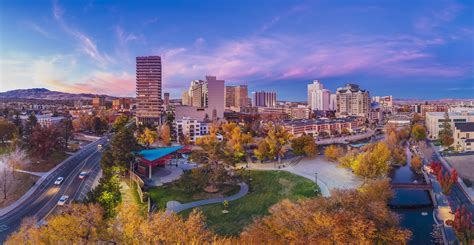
(390, 182), (433, 190)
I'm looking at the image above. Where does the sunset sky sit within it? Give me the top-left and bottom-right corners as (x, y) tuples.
(0, 0), (473, 100)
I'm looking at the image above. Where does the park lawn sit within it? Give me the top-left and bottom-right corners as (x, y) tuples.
(181, 170), (319, 236)
(23, 151), (69, 172)
(149, 183), (240, 210)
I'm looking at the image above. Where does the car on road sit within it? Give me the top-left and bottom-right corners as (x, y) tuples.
(54, 177), (64, 185)
(57, 195), (69, 206)
(97, 144), (103, 150)
(78, 171), (88, 179)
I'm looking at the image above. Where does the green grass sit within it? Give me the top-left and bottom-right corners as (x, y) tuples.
(148, 183), (240, 210)
(181, 170), (319, 236)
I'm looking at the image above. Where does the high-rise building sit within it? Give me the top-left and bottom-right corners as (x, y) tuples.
(175, 76), (225, 121)
(163, 93), (170, 106)
(329, 94), (337, 111)
(225, 85), (248, 109)
(252, 91), (276, 107)
(92, 96), (105, 109)
(136, 56), (162, 125)
(307, 80), (331, 111)
(335, 83), (370, 117)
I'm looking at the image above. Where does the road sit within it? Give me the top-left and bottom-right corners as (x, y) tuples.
(0, 135), (110, 242)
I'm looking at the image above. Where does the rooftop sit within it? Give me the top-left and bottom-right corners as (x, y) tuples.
(454, 122), (474, 132)
(137, 146), (184, 161)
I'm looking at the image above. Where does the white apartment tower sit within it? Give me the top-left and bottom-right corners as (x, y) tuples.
(307, 80), (331, 111)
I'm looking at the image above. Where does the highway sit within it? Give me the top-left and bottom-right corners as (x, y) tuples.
(0, 135), (110, 242)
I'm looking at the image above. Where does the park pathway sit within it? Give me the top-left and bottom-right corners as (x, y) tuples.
(166, 182), (249, 213)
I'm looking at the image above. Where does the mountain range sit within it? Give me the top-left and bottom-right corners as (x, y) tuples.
(0, 88), (118, 101)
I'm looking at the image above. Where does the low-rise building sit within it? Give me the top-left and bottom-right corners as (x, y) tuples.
(174, 117), (222, 142)
(453, 122), (474, 152)
(283, 117), (365, 137)
(426, 112), (474, 139)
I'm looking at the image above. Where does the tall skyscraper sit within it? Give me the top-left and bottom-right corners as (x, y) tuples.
(225, 85), (248, 108)
(252, 91), (276, 107)
(307, 80), (330, 111)
(163, 92), (170, 106)
(136, 56), (162, 125)
(336, 83), (370, 117)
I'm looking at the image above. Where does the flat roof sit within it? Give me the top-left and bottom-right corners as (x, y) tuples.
(138, 146), (183, 161)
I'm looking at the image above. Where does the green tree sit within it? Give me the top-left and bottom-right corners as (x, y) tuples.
(110, 127), (138, 173)
(411, 124), (427, 142)
(60, 115), (73, 149)
(112, 115), (129, 131)
(439, 112), (453, 147)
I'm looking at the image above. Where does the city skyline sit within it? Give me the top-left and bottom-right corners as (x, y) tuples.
(1, 0), (473, 100)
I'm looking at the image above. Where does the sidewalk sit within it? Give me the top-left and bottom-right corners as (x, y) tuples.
(166, 182), (248, 213)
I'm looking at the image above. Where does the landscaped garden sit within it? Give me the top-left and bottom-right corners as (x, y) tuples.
(180, 170), (319, 236)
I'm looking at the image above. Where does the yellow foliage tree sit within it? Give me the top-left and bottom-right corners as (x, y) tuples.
(324, 145), (344, 162)
(137, 127), (158, 148)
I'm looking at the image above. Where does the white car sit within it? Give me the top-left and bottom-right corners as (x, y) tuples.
(78, 171), (88, 179)
(54, 177), (64, 185)
(57, 195), (69, 206)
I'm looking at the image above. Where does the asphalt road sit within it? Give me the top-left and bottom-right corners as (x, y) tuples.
(0, 135), (110, 242)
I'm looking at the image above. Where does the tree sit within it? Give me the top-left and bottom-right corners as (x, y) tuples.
(411, 124), (427, 142)
(6, 204), (107, 244)
(85, 172), (121, 218)
(353, 142), (391, 180)
(254, 139), (269, 163)
(439, 112), (453, 147)
(137, 127), (158, 148)
(0, 119), (16, 144)
(224, 124), (252, 163)
(91, 116), (108, 135)
(450, 206), (473, 245)
(23, 113), (37, 141)
(159, 124), (171, 146)
(60, 115), (73, 149)
(110, 127), (138, 173)
(291, 135), (317, 157)
(240, 187), (411, 244)
(30, 125), (61, 159)
(264, 124), (292, 163)
(324, 145), (344, 162)
(413, 113), (422, 123)
(112, 115), (129, 131)
(411, 155), (423, 172)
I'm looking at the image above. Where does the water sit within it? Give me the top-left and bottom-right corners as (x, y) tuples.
(389, 146), (436, 244)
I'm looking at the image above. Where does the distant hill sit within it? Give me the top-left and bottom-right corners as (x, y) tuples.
(0, 88), (118, 101)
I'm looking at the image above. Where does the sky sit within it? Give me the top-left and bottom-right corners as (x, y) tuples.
(0, 0), (473, 101)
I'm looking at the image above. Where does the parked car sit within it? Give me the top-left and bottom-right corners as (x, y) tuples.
(78, 171), (88, 179)
(57, 195), (69, 206)
(54, 177), (64, 185)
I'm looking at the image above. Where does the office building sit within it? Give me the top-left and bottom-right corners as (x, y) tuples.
(112, 98), (131, 111)
(163, 93), (170, 106)
(252, 91), (276, 107)
(336, 84), (370, 117)
(420, 104), (448, 117)
(372, 95), (393, 111)
(92, 96), (105, 109)
(453, 122), (474, 152)
(307, 80), (331, 111)
(329, 94), (337, 111)
(175, 76), (225, 121)
(136, 56), (162, 125)
(425, 112), (474, 139)
(225, 85), (248, 109)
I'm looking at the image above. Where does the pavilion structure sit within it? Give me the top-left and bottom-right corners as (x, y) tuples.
(136, 146), (191, 179)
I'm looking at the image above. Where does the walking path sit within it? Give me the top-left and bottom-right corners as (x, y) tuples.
(14, 169), (47, 177)
(166, 182), (248, 213)
(315, 129), (375, 145)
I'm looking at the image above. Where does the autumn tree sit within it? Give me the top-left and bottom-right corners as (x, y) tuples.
(413, 113), (422, 123)
(324, 145), (344, 162)
(254, 139), (269, 163)
(450, 206), (473, 245)
(241, 185), (411, 244)
(0, 119), (16, 144)
(159, 124), (171, 146)
(30, 125), (61, 159)
(137, 127), (158, 148)
(264, 123), (292, 163)
(411, 155), (423, 172)
(223, 123), (252, 163)
(411, 124), (427, 142)
(291, 134), (317, 157)
(353, 142), (391, 180)
(112, 115), (129, 131)
(6, 204), (107, 244)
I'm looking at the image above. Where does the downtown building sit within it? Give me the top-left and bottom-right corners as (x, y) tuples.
(175, 76), (225, 121)
(136, 56), (162, 125)
(335, 84), (370, 118)
(307, 80), (331, 111)
(252, 91), (276, 107)
(225, 85), (248, 110)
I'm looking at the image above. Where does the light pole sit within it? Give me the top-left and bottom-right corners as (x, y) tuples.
(314, 172), (318, 193)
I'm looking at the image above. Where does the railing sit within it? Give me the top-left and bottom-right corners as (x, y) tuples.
(390, 182), (433, 190)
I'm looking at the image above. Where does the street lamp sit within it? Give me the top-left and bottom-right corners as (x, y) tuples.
(314, 172), (318, 193)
